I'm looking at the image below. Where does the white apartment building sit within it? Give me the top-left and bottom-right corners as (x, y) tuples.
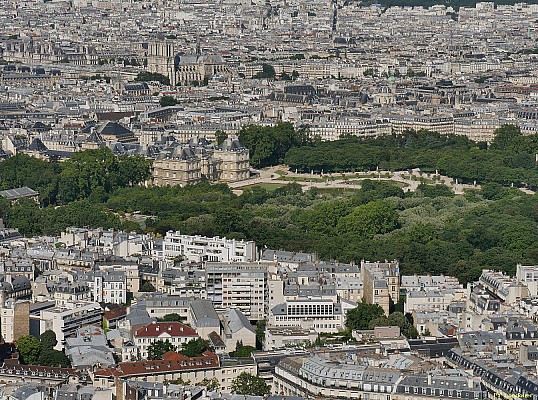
(206, 262), (270, 320)
(454, 119), (501, 143)
(517, 264), (538, 297)
(39, 301), (102, 350)
(74, 270), (127, 305)
(479, 269), (530, 304)
(92, 271), (127, 304)
(308, 119), (391, 141)
(400, 274), (462, 294)
(390, 115), (455, 136)
(163, 231), (257, 263)
(404, 289), (465, 314)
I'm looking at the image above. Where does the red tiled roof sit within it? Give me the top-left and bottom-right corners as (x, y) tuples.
(94, 351), (219, 378)
(134, 322), (198, 338)
(162, 351), (185, 361)
(104, 306), (127, 321)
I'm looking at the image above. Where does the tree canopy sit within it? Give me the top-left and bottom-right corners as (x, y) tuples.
(345, 300), (385, 331)
(17, 335), (42, 365)
(140, 281), (156, 292)
(135, 71), (170, 85)
(230, 372), (270, 396)
(160, 95), (179, 107)
(1, 125), (537, 287)
(238, 122), (311, 168)
(229, 341), (256, 358)
(147, 340), (176, 360)
(368, 311), (419, 339)
(180, 339), (210, 357)
(0, 148), (151, 236)
(39, 330), (57, 350)
(284, 127), (538, 189)
(254, 63), (276, 79)
(17, 333), (71, 367)
(38, 349), (71, 368)
(158, 313), (183, 322)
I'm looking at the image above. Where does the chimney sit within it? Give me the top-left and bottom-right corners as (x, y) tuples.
(520, 344), (529, 363)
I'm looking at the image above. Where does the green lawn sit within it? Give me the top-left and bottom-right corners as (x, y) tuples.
(246, 183), (287, 191)
(280, 176), (325, 182)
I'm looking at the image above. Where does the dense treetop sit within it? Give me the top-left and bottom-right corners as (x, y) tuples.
(284, 125), (538, 189)
(0, 127), (535, 284)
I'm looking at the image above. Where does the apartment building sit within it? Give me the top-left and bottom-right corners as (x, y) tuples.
(308, 118), (391, 141)
(516, 264), (538, 296)
(479, 269), (529, 304)
(189, 299), (221, 340)
(361, 260), (400, 315)
(39, 301), (103, 350)
(454, 119), (501, 143)
(400, 274), (461, 294)
(139, 293), (192, 322)
(0, 299), (30, 343)
(390, 115), (455, 136)
(73, 270), (127, 305)
(206, 262), (269, 321)
(404, 288), (465, 314)
(163, 231), (256, 263)
(95, 351), (257, 393)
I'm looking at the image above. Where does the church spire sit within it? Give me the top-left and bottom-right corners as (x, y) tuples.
(196, 35), (201, 56)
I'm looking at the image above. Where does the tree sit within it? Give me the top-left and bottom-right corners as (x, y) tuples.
(140, 280), (156, 292)
(147, 340), (176, 360)
(231, 372), (270, 396)
(254, 63), (276, 79)
(135, 71), (170, 85)
(238, 122), (311, 168)
(160, 95), (178, 107)
(38, 349), (71, 368)
(180, 339), (210, 357)
(337, 200), (400, 238)
(363, 68), (377, 77)
(255, 320), (266, 350)
(215, 130), (228, 146)
(40, 330), (57, 350)
(490, 124), (523, 151)
(57, 148), (150, 204)
(345, 300), (385, 331)
(280, 72), (292, 81)
(198, 377), (220, 391)
(416, 183), (454, 198)
(158, 313), (183, 322)
(230, 341), (256, 358)
(17, 335), (42, 365)
(366, 311), (418, 339)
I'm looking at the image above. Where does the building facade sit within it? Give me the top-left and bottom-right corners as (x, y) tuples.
(163, 231), (256, 263)
(206, 262), (269, 321)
